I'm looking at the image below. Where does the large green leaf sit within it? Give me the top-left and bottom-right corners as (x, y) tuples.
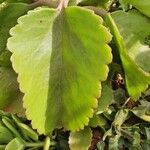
(126, 0), (150, 17)
(105, 12), (150, 100)
(69, 127), (92, 150)
(0, 3), (29, 54)
(7, 7), (112, 134)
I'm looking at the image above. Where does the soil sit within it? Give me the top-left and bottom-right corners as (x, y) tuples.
(89, 128), (103, 150)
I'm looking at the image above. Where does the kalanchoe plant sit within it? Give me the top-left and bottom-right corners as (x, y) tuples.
(0, 0), (150, 149)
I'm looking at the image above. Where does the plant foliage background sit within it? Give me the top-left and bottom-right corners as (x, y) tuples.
(0, 0), (150, 149)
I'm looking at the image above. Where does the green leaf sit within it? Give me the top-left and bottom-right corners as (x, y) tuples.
(89, 114), (107, 128)
(112, 109), (128, 130)
(96, 83), (113, 114)
(0, 145), (6, 150)
(12, 115), (38, 141)
(8, 6), (112, 133)
(0, 3), (29, 54)
(103, 127), (112, 140)
(145, 128), (150, 140)
(132, 132), (142, 150)
(109, 134), (120, 150)
(131, 100), (150, 122)
(4, 93), (25, 116)
(69, 127), (92, 150)
(111, 10), (150, 72)
(0, 67), (19, 109)
(0, 124), (14, 144)
(2, 117), (22, 138)
(126, 0), (150, 17)
(119, 0), (132, 11)
(113, 88), (126, 106)
(5, 138), (25, 150)
(104, 12), (150, 100)
(97, 141), (105, 150)
(0, 50), (12, 68)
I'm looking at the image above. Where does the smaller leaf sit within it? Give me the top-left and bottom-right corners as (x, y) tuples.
(4, 93), (25, 116)
(0, 145), (6, 150)
(145, 128), (150, 140)
(0, 67), (19, 109)
(96, 83), (113, 114)
(103, 106), (116, 121)
(126, 0), (150, 17)
(2, 117), (22, 138)
(69, 127), (92, 150)
(113, 88), (126, 106)
(0, 50), (11, 68)
(119, 0), (132, 11)
(5, 138), (25, 150)
(141, 141), (150, 150)
(103, 127), (112, 140)
(109, 134), (120, 150)
(12, 115), (38, 141)
(0, 3), (29, 53)
(97, 141), (105, 150)
(132, 132), (142, 150)
(131, 101), (150, 122)
(89, 114), (107, 128)
(0, 124), (14, 144)
(112, 109), (128, 130)
(104, 12), (150, 100)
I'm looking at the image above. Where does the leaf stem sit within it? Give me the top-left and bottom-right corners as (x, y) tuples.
(122, 98), (130, 108)
(57, 0), (69, 11)
(24, 141), (56, 147)
(83, 6), (107, 17)
(29, 0), (59, 9)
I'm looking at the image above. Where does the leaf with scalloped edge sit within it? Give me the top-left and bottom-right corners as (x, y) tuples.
(0, 3), (29, 54)
(69, 127), (92, 150)
(126, 0), (150, 17)
(7, 6), (112, 134)
(105, 13), (150, 100)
